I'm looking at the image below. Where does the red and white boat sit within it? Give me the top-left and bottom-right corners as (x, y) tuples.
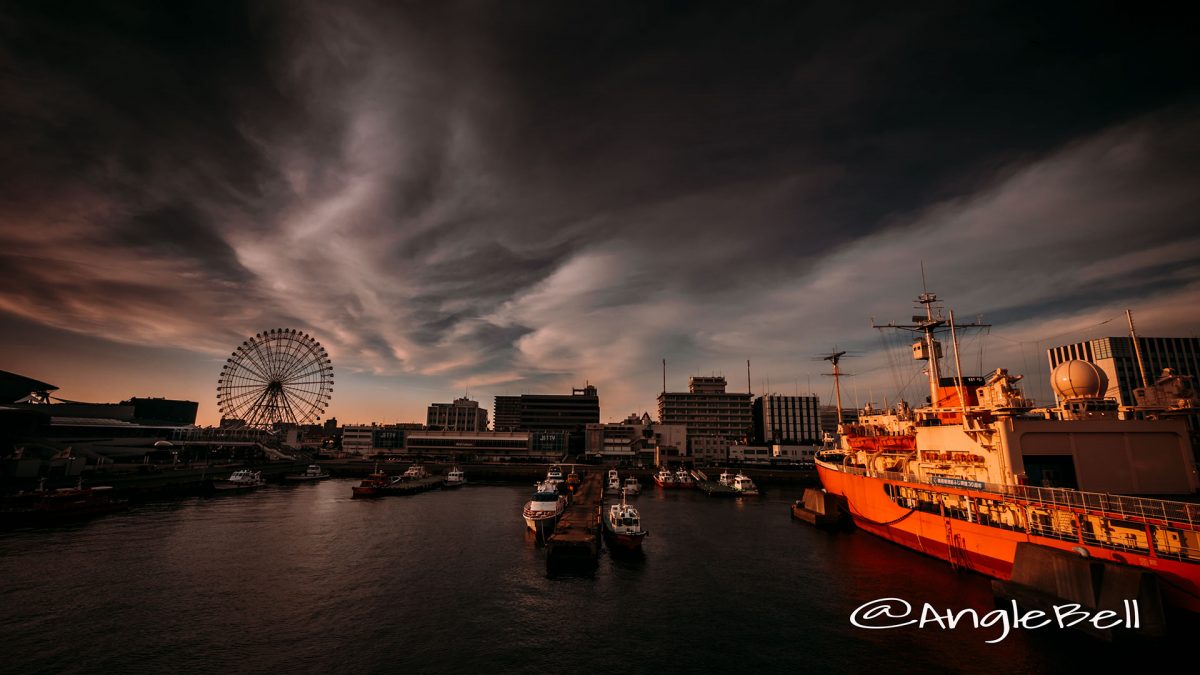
(653, 468), (679, 489)
(816, 290), (1200, 612)
(604, 494), (647, 552)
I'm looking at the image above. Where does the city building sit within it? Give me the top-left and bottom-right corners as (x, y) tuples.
(584, 413), (686, 464)
(818, 405), (859, 435)
(403, 430), (568, 462)
(341, 424), (375, 454)
(493, 385), (600, 432)
(657, 376), (752, 456)
(752, 394), (820, 445)
(1046, 336), (1200, 406)
(426, 397), (489, 432)
(492, 396), (521, 431)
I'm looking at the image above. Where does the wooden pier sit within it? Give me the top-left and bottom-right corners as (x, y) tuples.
(546, 470), (603, 574)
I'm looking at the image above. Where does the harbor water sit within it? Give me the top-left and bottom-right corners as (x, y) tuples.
(0, 480), (1183, 673)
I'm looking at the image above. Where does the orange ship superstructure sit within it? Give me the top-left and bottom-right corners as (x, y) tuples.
(816, 291), (1200, 612)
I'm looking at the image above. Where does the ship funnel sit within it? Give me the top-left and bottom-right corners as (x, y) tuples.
(1051, 360), (1109, 401)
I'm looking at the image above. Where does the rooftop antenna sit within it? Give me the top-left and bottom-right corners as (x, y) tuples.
(747, 360), (752, 396)
(662, 359), (667, 394)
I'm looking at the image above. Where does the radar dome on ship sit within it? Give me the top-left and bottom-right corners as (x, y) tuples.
(1051, 360), (1109, 400)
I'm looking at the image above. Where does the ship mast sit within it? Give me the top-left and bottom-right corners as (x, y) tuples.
(873, 278), (989, 410)
(823, 350), (849, 427)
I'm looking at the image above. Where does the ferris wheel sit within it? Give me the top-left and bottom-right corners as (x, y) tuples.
(216, 328), (334, 429)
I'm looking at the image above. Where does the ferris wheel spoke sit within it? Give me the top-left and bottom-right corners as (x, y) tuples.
(235, 345), (274, 383)
(278, 341), (321, 382)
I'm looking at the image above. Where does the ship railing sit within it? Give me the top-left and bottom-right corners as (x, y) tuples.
(833, 464), (1200, 526)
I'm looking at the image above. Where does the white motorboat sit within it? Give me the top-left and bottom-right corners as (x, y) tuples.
(730, 472), (759, 495)
(605, 469), (621, 494)
(523, 480), (567, 539)
(621, 476), (641, 496)
(284, 464), (330, 482)
(443, 467), (466, 488)
(212, 469), (265, 491)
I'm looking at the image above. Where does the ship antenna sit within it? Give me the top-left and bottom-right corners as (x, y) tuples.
(949, 310), (969, 424)
(1126, 309), (1150, 389)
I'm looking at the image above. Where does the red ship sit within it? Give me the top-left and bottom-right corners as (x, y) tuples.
(816, 290), (1200, 613)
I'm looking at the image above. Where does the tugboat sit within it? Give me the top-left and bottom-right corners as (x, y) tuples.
(351, 466), (390, 498)
(603, 493), (648, 552)
(523, 480), (567, 539)
(565, 466), (582, 493)
(605, 469), (622, 494)
(284, 464), (331, 482)
(621, 476), (642, 496)
(443, 467), (466, 488)
(212, 469), (265, 491)
(1, 480), (128, 528)
(653, 467), (679, 489)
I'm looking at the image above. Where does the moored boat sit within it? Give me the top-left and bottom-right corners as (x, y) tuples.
(566, 466), (582, 492)
(212, 469), (265, 491)
(816, 289), (1200, 613)
(401, 464), (429, 480)
(621, 476), (641, 496)
(285, 464), (330, 482)
(674, 468), (695, 489)
(352, 466), (390, 497)
(653, 468), (679, 489)
(1, 480), (128, 528)
(729, 473), (759, 496)
(545, 464), (565, 488)
(443, 467), (466, 488)
(523, 480), (567, 539)
(605, 469), (621, 494)
(603, 494), (647, 552)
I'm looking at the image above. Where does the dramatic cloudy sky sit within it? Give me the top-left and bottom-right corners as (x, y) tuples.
(2, 2), (1197, 425)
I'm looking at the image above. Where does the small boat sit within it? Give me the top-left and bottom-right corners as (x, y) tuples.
(443, 467), (466, 488)
(401, 464), (429, 480)
(1, 480), (128, 528)
(545, 464), (565, 487)
(605, 469), (621, 494)
(285, 464), (331, 482)
(212, 469), (265, 491)
(674, 469), (695, 489)
(730, 473), (759, 496)
(718, 471), (734, 486)
(565, 466), (582, 493)
(621, 476), (641, 496)
(603, 493), (647, 552)
(653, 468), (679, 489)
(523, 480), (567, 539)
(352, 466), (390, 497)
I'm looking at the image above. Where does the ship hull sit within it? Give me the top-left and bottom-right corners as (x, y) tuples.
(603, 526), (646, 552)
(524, 512), (561, 538)
(817, 462), (1200, 613)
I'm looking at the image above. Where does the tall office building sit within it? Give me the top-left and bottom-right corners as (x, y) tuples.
(752, 394), (820, 444)
(658, 376), (753, 449)
(491, 386), (600, 433)
(426, 397), (489, 432)
(1046, 336), (1200, 406)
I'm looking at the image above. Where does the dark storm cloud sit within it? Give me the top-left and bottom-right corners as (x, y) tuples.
(1, 1), (1197, 418)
